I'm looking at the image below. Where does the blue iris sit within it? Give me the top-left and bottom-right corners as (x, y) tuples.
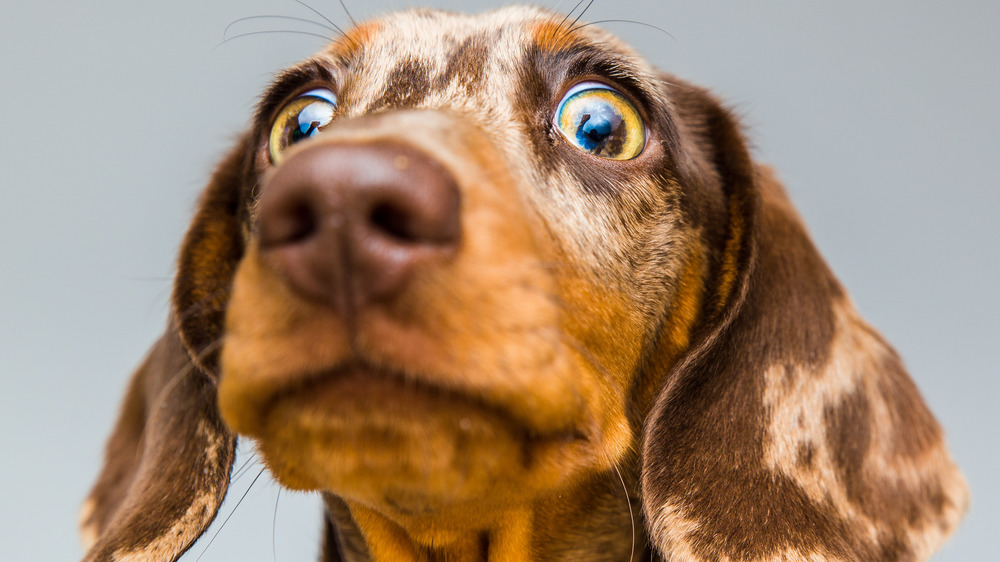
(574, 103), (622, 152)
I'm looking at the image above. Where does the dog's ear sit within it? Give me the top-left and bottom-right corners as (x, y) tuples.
(173, 135), (252, 374)
(80, 138), (252, 561)
(640, 81), (968, 561)
(79, 329), (235, 561)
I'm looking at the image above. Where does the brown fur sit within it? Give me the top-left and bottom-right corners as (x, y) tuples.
(82, 6), (966, 561)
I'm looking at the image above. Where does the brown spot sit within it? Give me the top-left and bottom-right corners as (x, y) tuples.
(510, 43), (559, 177)
(797, 442), (816, 469)
(825, 388), (873, 506)
(433, 34), (491, 97)
(367, 58), (432, 112)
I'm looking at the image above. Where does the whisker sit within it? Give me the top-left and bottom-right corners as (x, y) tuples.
(547, 0), (573, 15)
(292, 0), (348, 36)
(191, 336), (226, 378)
(544, 322), (637, 561)
(571, 19), (679, 43)
(224, 15), (339, 39)
(172, 286), (231, 325)
(195, 467), (267, 561)
(144, 337), (224, 429)
(557, 0), (589, 33)
(230, 450), (260, 484)
(565, 0), (597, 37)
(116, 274), (173, 282)
(334, 0), (358, 27)
(217, 30), (338, 49)
(613, 462), (637, 562)
(272, 488), (282, 562)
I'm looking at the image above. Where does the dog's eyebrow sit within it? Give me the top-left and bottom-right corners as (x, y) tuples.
(527, 40), (656, 110)
(567, 50), (653, 103)
(527, 20), (653, 96)
(255, 60), (336, 125)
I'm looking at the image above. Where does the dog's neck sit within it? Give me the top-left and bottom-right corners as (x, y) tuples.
(321, 468), (646, 561)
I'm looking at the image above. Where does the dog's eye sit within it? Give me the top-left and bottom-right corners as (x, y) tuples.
(554, 82), (645, 160)
(268, 88), (338, 164)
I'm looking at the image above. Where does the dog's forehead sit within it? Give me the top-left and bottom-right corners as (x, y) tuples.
(356, 6), (533, 50)
(319, 5), (641, 117)
(336, 5), (548, 65)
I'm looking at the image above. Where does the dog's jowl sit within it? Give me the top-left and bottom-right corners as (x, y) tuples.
(81, 6), (967, 562)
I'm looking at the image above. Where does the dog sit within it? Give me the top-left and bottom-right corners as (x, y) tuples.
(80, 6), (968, 561)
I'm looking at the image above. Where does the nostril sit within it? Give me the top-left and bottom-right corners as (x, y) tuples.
(367, 186), (461, 246)
(260, 197), (320, 249)
(284, 202), (320, 244)
(370, 202), (420, 243)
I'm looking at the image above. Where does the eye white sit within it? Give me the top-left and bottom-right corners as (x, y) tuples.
(299, 88), (337, 105)
(554, 81), (618, 126)
(560, 81), (615, 101)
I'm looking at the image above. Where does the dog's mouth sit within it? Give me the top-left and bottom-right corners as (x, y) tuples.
(262, 361), (585, 444)
(237, 360), (594, 509)
(265, 362), (543, 431)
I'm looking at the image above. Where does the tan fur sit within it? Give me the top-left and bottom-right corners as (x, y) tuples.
(78, 499), (98, 551)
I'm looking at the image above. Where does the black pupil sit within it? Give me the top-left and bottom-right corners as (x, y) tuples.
(574, 102), (623, 154)
(287, 99), (334, 145)
(580, 114), (609, 143)
(292, 120), (320, 143)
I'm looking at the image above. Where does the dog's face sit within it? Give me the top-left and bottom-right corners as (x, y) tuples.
(211, 6), (699, 522)
(82, 6), (967, 562)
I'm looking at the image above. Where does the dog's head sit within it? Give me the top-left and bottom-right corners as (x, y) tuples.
(81, 6), (967, 561)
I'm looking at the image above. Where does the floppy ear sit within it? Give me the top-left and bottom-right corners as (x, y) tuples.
(173, 135), (253, 374)
(80, 138), (251, 561)
(640, 83), (968, 561)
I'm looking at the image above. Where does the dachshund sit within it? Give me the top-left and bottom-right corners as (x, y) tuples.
(80, 6), (968, 561)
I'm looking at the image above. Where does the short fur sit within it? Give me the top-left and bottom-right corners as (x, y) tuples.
(81, 7), (967, 561)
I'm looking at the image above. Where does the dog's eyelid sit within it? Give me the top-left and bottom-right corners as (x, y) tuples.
(561, 51), (650, 96)
(255, 60), (337, 125)
(267, 81), (341, 119)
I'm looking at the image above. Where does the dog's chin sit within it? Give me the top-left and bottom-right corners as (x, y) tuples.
(240, 367), (594, 514)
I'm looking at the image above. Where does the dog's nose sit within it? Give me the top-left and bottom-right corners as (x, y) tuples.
(257, 141), (461, 314)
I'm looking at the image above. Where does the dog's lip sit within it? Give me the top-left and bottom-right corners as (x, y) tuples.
(258, 360), (588, 442)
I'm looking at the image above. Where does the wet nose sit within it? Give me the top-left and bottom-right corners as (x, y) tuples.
(256, 141), (461, 315)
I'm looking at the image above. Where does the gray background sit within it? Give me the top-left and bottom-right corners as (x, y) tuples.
(1, 0), (995, 560)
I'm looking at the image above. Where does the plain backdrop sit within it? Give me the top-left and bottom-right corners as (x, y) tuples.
(1, 0), (996, 560)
